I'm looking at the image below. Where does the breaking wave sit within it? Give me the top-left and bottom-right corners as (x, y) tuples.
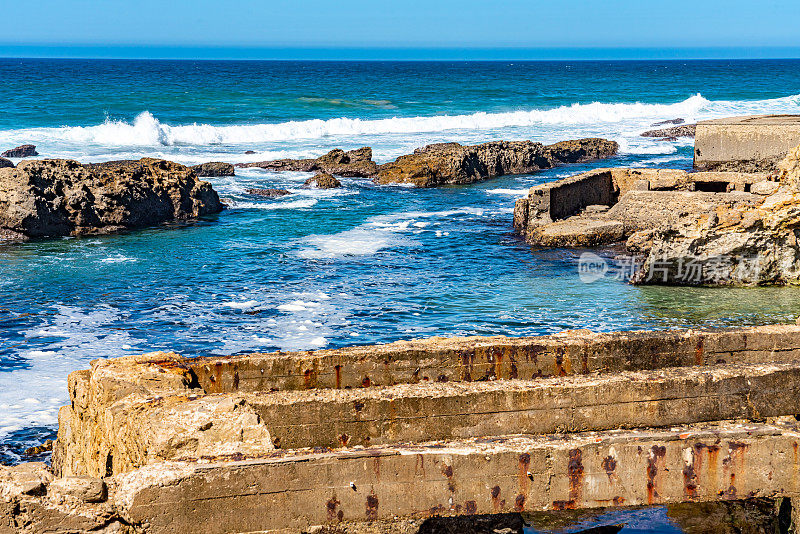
(3, 93), (800, 148)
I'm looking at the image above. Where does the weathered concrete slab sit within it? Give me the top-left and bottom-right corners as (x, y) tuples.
(176, 325), (800, 393)
(695, 115), (800, 172)
(111, 422), (800, 534)
(41, 325), (800, 533)
(244, 362), (800, 449)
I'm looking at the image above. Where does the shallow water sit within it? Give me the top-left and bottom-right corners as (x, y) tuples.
(2, 59), (800, 462)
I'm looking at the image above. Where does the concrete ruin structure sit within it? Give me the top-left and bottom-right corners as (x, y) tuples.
(695, 115), (800, 172)
(513, 114), (800, 249)
(6, 325), (800, 532)
(512, 167), (769, 247)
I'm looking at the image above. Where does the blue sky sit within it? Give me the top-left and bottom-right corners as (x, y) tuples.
(1, 0), (799, 59)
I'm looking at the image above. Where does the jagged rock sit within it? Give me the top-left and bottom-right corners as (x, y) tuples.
(48, 476), (106, 503)
(238, 147), (377, 177)
(246, 188), (291, 198)
(0, 157), (13, 169)
(190, 161), (235, 177)
(751, 180), (781, 195)
(374, 138), (618, 187)
(304, 172), (341, 189)
(640, 124), (696, 138)
(651, 118), (685, 127)
(634, 143), (800, 285)
(1, 144), (38, 158)
(0, 158), (223, 240)
(23, 440), (53, 456)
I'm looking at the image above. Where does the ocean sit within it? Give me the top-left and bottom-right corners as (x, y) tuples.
(2, 58), (800, 528)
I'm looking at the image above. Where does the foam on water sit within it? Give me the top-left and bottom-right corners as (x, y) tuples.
(2, 94), (799, 160)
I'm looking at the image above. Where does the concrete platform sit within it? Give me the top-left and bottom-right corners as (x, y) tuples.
(7, 325), (800, 533)
(695, 115), (800, 172)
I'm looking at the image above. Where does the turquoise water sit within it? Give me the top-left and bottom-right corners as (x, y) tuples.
(2, 59), (800, 476)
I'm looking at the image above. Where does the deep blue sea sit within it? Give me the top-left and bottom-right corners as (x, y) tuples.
(2, 58), (800, 529)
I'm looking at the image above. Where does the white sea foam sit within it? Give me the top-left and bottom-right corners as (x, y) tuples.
(3, 93), (799, 150)
(485, 188), (531, 195)
(0, 305), (143, 440)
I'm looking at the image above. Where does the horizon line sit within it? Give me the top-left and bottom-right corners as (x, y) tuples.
(2, 44), (800, 61)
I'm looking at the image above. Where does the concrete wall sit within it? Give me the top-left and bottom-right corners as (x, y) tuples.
(695, 115), (800, 172)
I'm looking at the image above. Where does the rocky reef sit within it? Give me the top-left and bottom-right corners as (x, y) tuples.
(190, 161), (235, 177)
(634, 144), (800, 285)
(246, 188), (291, 197)
(0, 158), (223, 240)
(236, 139), (618, 188)
(304, 172), (342, 189)
(640, 124), (696, 139)
(373, 138), (618, 187)
(1, 144), (38, 158)
(238, 147), (377, 177)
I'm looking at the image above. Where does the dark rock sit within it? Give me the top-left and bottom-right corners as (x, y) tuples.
(419, 513), (524, 534)
(374, 138), (618, 187)
(304, 172), (342, 189)
(650, 118), (685, 127)
(1, 144), (38, 158)
(246, 188), (291, 198)
(0, 158), (223, 239)
(24, 440), (54, 456)
(0, 157), (13, 169)
(244, 150), (256, 155)
(238, 147), (377, 177)
(641, 124), (696, 138)
(190, 162), (235, 177)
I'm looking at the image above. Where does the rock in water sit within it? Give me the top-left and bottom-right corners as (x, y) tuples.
(238, 147), (377, 177)
(374, 138), (618, 187)
(190, 162), (235, 177)
(640, 125), (696, 138)
(0, 157), (13, 169)
(1, 144), (38, 158)
(246, 188), (291, 197)
(0, 158), (223, 240)
(634, 144), (800, 285)
(304, 172), (341, 189)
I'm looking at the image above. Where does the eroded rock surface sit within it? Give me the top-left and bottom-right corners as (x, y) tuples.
(0, 158), (223, 240)
(238, 147), (377, 177)
(1, 144), (38, 158)
(640, 124), (696, 138)
(304, 172), (342, 189)
(190, 161), (235, 177)
(374, 138), (618, 187)
(635, 144), (800, 285)
(246, 188), (291, 197)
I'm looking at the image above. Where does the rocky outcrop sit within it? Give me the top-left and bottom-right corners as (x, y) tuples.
(0, 158), (223, 240)
(634, 144), (800, 285)
(190, 161), (235, 177)
(374, 138), (618, 187)
(304, 172), (341, 189)
(651, 118), (685, 127)
(1, 144), (38, 158)
(246, 188), (291, 197)
(238, 147), (377, 177)
(0, 157), (13, 169)
(640, 124), (696, 138)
